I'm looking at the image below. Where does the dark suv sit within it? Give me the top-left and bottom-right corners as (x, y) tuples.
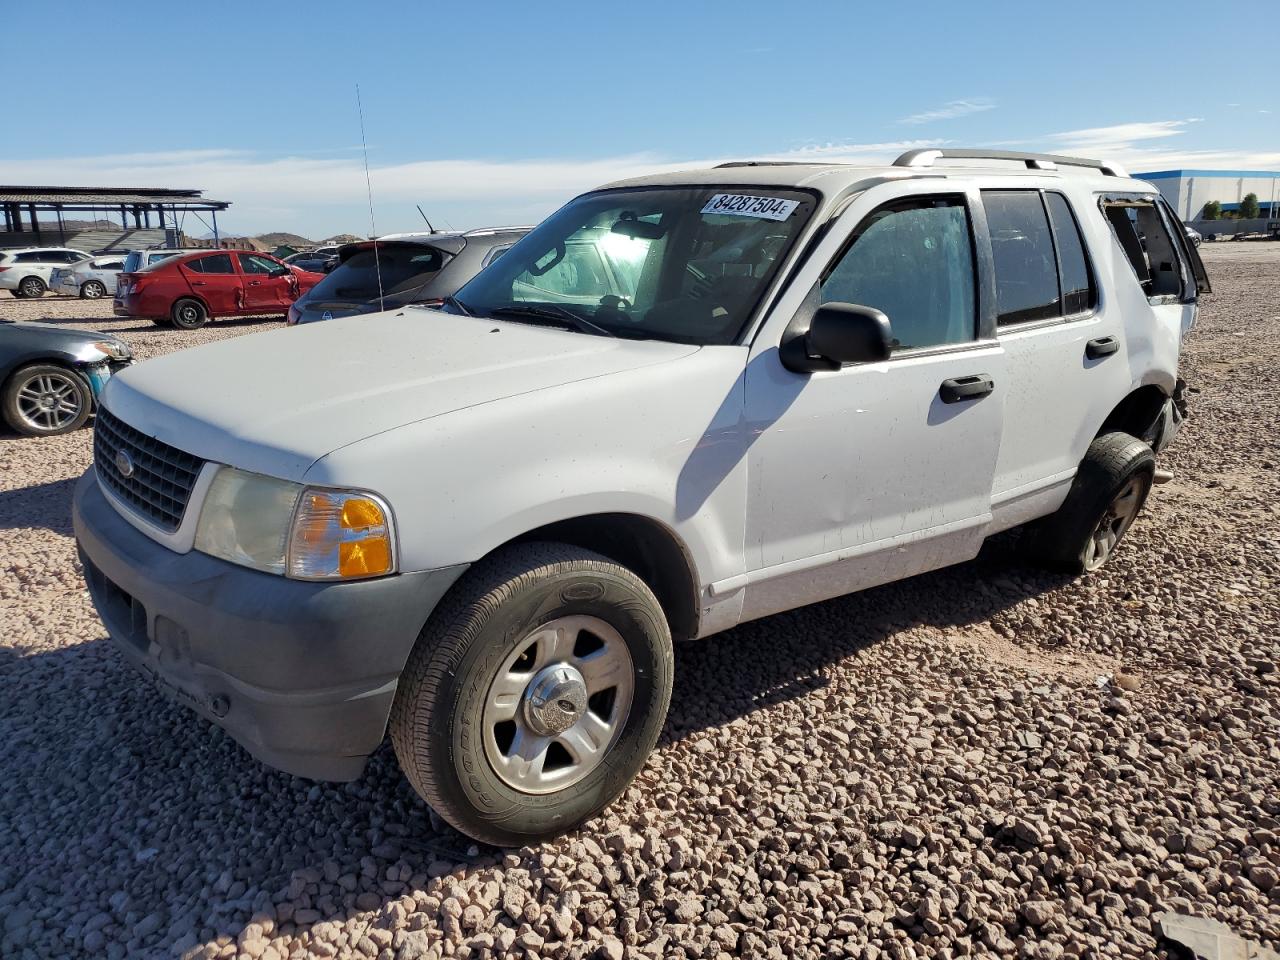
(286, 227), (529, 326)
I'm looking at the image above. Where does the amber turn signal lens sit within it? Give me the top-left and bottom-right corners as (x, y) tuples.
(287, 490), (394, 580)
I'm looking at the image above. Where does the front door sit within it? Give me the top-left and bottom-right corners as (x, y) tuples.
(238, 253), (293, 312)
(741, 185), (1005, 623)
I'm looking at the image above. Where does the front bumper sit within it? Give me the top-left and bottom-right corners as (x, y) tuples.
(73, 470), (468, 780)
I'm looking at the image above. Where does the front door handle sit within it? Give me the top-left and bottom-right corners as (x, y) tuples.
(1086, 336), (1119, 359)
(190, 281), (206, 287)
(939, 375), (994, 404)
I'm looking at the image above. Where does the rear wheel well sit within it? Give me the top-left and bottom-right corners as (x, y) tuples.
(1098, 385), (1167, 446)
(506, 514), (700, 641)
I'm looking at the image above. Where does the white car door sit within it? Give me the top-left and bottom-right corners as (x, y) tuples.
(737, 182), (1006, 624)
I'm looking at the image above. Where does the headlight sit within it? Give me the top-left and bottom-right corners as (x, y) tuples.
(193, 467), (395, 580)
(91, 340), (131, 360)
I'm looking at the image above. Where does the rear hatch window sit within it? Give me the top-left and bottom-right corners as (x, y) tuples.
(308, 243), (452, 305)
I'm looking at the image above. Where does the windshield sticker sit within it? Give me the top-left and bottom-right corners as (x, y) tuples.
(701, 194), (800, 221)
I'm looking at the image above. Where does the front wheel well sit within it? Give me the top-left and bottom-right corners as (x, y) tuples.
(1098, 385), (1168, 447)
(503, 514), (700, 641)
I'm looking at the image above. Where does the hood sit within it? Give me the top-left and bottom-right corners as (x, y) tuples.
(1, 320), (123, 350)
(101, 308), (699, 480)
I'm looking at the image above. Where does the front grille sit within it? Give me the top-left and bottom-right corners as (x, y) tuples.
(94, 408), (204, 532)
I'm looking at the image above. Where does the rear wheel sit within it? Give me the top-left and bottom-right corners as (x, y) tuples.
(1022, 432), (1155, 574)
(80, 280), (107, 299)
(170, 298), (208, 330)
(390, 542), (673, 846)
(18, 276), (45, 299)
(2, 364), (92, 436)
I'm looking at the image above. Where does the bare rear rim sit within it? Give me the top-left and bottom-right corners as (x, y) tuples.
(481, 614), (634, 795)
(1083, 474), (1145, 570)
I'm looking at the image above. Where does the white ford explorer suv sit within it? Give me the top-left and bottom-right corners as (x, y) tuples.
(74, 149), (1210, 845)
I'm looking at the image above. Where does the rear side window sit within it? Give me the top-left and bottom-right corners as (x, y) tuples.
(149, 252), (180, 265)
(186, 254), (235, 274)
(1044, 193), (1093, 315)
(983, 191), (1061, 324)
(95, 259), (125, 271)
(822, 196), (976, 351)
(1101, 199), (1184, 301)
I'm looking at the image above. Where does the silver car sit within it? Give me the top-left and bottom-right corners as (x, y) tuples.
(49, 255), (127, 299)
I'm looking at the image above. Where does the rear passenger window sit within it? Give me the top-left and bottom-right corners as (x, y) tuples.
(189, 254), (234, 274)
(822, 197), (976, 351)
(1044, 193), (1093, 315)
(983, 191), (1061, 324)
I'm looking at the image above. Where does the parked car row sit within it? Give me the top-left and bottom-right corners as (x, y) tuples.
(0, 247), (93, 298)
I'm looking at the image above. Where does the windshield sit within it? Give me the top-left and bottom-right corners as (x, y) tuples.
(452, 186), (816, 344)
(308, 244), (449, 303)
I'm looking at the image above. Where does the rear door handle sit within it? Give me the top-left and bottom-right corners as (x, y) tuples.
(1086, 336), (1119, 359)
(248, 280), (262, 286)
(939, 375), (994, 403)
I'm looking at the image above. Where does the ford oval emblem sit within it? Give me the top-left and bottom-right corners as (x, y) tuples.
(115, 449), (135, 478)
(322, 311), (333, 321)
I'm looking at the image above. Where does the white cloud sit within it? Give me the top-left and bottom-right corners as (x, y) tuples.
(1025, 118), (1280, 174)
(1045, 118), (1203, 151)
(898, 99), (995, 125)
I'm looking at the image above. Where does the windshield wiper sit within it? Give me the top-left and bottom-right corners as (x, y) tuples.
(487, 303), (615, 338)
(441, 294), (472, 316)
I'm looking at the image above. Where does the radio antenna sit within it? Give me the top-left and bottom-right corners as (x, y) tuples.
(416, 205), (436, 233)
(356, 83), (384, 311)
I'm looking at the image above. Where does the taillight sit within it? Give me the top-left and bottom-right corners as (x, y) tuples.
(0, 266), (9, 273)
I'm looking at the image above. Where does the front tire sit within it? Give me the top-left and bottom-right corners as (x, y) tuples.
(2, 364), (92, 436)
(170, 298), (208, 329)
(390, 542), (673, 846)
(81, 280), (107, 299)
(1022, 432), (1155, 574)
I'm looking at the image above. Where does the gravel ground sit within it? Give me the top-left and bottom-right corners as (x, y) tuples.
(1, 247), (1277, 960)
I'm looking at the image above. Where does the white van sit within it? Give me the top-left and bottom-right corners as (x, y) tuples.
(74, 149), (1209, 845)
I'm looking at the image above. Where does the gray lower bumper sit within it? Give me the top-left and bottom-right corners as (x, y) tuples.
(73, 470), (467, 781)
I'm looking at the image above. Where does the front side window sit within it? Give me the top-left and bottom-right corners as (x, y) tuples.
(240, 253), (281, 275)
(983, 191), (1062, 324)
(822, 197), (976, 351)
(454, 186), (816, 344)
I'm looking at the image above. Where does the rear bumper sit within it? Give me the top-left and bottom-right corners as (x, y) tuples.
(73, 470), (468, 780)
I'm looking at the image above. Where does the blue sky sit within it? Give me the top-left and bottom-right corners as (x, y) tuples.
(3, 0), (1275, 239)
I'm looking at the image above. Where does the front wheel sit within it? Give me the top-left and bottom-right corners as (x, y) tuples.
(1022, 432), (1155, 574)
(2, 364), (92, 436)
(390, 542), (673, 846)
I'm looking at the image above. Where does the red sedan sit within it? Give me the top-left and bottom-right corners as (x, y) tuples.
(114, 251), (325, 329)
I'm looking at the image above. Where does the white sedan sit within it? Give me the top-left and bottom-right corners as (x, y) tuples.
(49, 255), (127, 299)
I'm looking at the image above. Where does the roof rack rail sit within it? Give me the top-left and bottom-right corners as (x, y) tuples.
(713, 160), (825, 168)
(893, 148), (1128, 178)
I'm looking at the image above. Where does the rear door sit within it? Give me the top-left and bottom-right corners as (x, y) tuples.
(180, 253), (241, 315)
(983, 188), (1124, 524)
(239, 253), (293, 311)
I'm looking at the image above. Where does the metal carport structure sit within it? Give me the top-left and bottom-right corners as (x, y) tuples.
(0, 185), (230, 249)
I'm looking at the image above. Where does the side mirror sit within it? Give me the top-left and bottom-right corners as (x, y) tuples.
(781, 302), (892, 372)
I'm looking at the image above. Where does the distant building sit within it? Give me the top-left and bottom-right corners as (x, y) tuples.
(1135, 169), (1280, 221)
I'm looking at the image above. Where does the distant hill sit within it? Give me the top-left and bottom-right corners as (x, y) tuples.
(322, 233), (364, 245)
(255, 231), (315, 248)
